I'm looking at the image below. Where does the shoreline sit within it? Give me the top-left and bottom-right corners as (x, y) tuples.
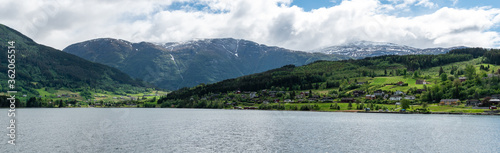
(4, 107), (499, 115)
(301, 109), (500, 115)
(356, 110), (500, 115)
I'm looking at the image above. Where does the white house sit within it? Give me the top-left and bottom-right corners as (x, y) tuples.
(249, 92), (258, 98)
(374, 90), (384, 96)
(394, 90), (405, 95)
(390, 96), (402, 101)
(404, 96), (416, 100)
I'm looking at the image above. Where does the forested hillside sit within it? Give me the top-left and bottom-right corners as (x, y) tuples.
(160, 48), (500, 109)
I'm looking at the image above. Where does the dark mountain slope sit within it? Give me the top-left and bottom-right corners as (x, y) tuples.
(64, 38), (349, 90)
(0, 24), (151, 95)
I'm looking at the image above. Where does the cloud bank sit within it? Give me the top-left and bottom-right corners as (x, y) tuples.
(1, 0), (500, 50)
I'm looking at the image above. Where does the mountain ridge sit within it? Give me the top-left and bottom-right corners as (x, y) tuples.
(63, 38), (348, 90)
(312, 40), (467, 58)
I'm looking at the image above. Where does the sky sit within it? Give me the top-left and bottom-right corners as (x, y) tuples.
(1, 0), (500, 51)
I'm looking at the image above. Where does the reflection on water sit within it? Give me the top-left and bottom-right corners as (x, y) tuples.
(0, 108), (499, 152)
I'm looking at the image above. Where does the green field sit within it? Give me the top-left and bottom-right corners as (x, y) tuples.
(370, 76), (414, 85)
(371, 78), (387, 84)
(8, 88), (169, 105)
(367, 76), (427, 92)
(413, 104), (487, 113)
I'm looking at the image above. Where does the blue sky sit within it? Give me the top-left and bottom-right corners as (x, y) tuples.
(1, 0), (500, 50)
(291, 0), (500, 21)
(290, 0), (338, 11)
(292, 0), (500, 11)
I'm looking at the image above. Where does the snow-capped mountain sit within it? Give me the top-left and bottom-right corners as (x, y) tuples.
(63, 38), (347, 90)
(313, 41), (466, 59)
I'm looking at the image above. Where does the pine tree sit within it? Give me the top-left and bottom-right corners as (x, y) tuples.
(401, 99), (411, 110)
(440, 73), (448, 81)
(439, 66), (444, 75)
(465, 64), (476, 79)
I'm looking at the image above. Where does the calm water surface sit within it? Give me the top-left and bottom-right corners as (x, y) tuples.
(0, 108), (499, 152)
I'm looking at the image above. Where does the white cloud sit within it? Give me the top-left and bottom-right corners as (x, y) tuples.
(389, 0), (437, 9)
(0, 0), (499, 51)
(415, 0), (436, 8)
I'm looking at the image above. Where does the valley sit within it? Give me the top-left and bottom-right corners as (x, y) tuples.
(1, 23), (499, 115)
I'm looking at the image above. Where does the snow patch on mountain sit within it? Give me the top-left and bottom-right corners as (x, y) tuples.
(234, 39), (240, 57)
(170, 54), (183, 81)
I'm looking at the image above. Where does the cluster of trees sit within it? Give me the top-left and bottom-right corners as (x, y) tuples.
(355, 54), (473, 70)
(420, 74), (500, 102)
(325, 81), (342, 88)
(258, 104), (321, 111)
(159, 99), (226, 109)
(24, 97), (78, 108)
(330, 103), (341, 110)
(448, 48), (487, 58)
(0, 96), (20, 108)
(26, 97), (43, 107)
(484, 49), (500, 65)
(259, 104), (285, 110)
(449, 47), (500, 65)
(480, 65), (491, 71)
(342, 101), (390, 110)
(298, 104), (321, 111)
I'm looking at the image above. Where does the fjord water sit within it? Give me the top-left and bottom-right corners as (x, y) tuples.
(1, 108), (499, 152)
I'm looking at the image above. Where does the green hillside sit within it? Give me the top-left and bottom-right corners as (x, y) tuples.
(160, 48), (500, 112)
(0, 24), (155, 102)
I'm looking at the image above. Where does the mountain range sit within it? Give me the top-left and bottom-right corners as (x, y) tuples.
(0, 23), (469, 93)
(63, 38), (348, 90)
(312, 40), (466, 59)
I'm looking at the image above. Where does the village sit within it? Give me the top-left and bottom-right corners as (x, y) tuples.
(199, 68), (500, 114)
(218, 87), (499, 113)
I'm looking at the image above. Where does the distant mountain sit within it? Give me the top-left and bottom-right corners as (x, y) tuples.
(312, 41), (466, 59)
(63, 38), (348, 90)
(0, 24), (150, 95)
